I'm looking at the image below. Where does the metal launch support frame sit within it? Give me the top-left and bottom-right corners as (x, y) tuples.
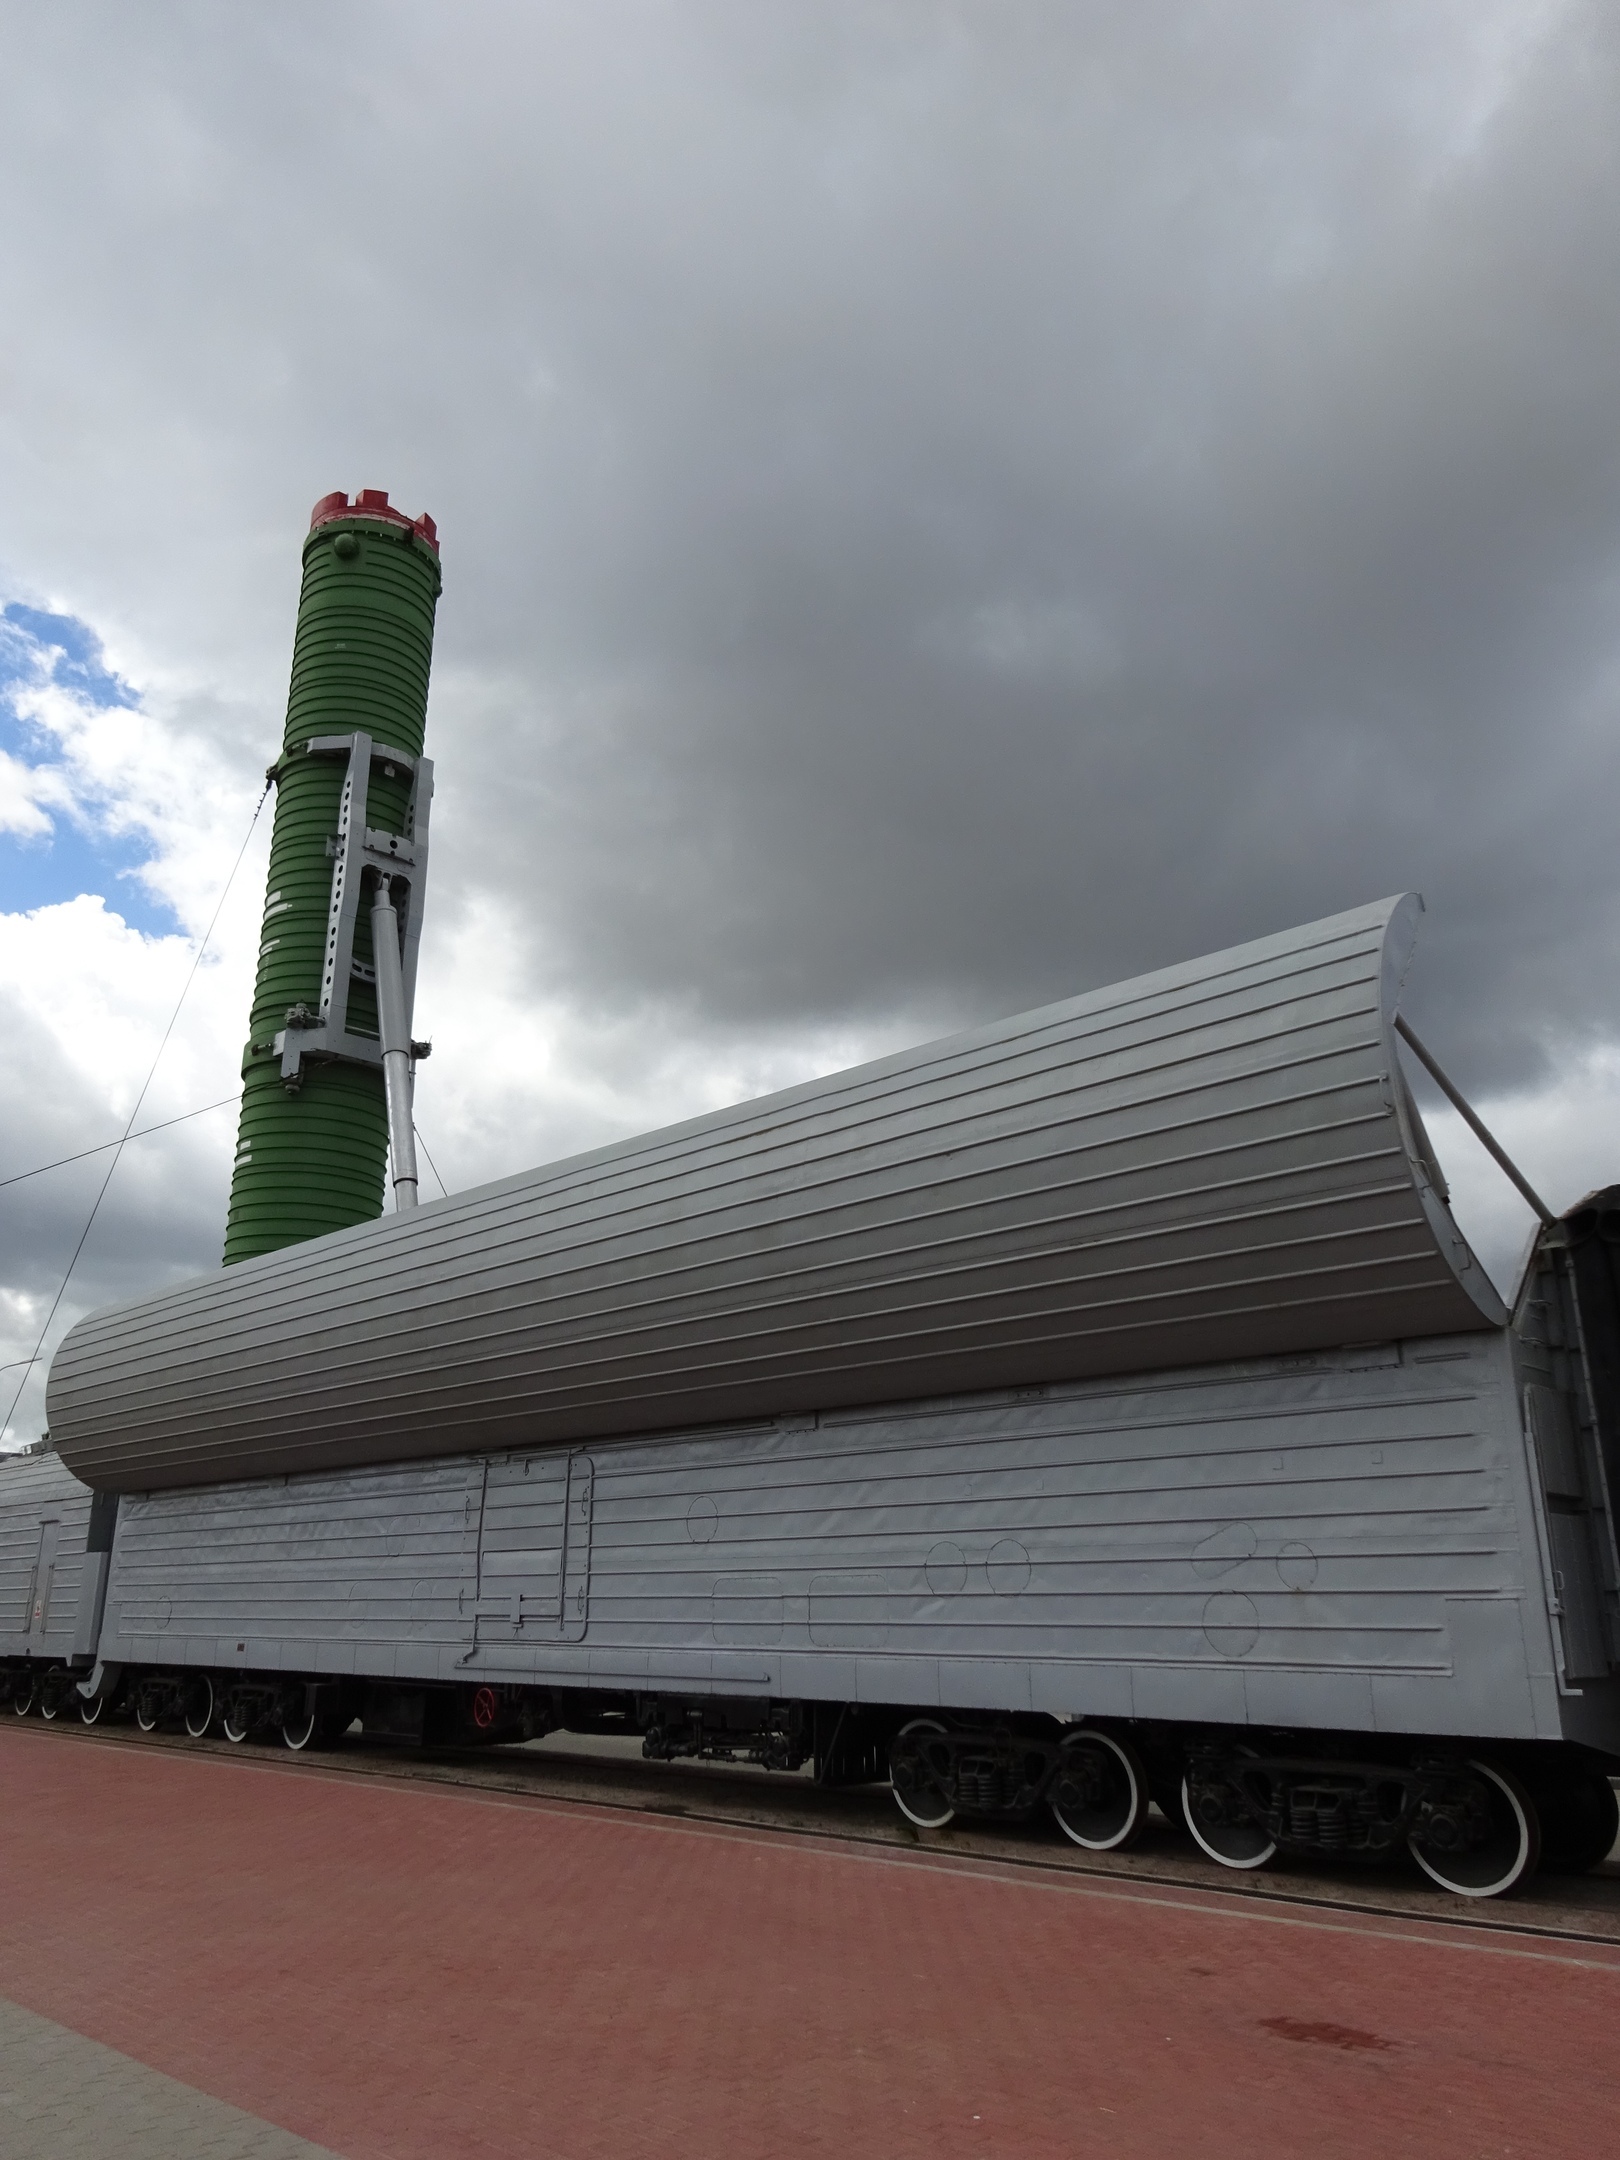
(274, 730), (433, 1207)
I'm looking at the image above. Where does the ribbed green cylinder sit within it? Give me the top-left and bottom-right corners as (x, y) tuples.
(223, 499), (442, 1264)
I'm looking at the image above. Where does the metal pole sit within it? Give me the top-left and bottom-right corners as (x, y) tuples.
(371, 875), (419, 1211)
(1393, 1014), (1554, 1226)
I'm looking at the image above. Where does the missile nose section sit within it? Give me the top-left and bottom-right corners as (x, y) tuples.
(222, 491), (443, 1264)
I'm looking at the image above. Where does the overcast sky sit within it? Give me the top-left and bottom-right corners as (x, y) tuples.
(4, 1), (1619, 1445)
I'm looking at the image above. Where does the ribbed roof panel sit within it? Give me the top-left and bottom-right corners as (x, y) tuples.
(48, 894), (1503, 1490)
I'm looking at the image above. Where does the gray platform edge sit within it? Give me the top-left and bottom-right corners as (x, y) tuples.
(0, 1996), (341, 2160)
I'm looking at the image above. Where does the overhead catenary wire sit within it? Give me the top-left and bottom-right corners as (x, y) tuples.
(0, 1094), (242, 1191)
(0, 782), (272, 1445)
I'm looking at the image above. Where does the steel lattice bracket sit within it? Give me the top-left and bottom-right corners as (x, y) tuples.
(274, 731), (434, 1085)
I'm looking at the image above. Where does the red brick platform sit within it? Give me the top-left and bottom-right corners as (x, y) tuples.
(3, 1723), (1617, 2159)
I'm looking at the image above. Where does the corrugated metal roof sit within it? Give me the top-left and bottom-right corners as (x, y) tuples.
(48, 893), (1504, 1492)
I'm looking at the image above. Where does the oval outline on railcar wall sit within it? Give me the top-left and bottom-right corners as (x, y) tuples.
(925, 1541), (968, 1596)
(987, 1539), (1032, 1596)
(1203, 1591), (1260, 1657)
(1193, 1523), (1258, 1578)
(1276, 1542), (1318, 1590)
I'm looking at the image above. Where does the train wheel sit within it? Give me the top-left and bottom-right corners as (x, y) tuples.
(11, 1685), (35, 1717)
(1050, 1729), (1149, 1851)
(79, 1689), (107, 1725)
(38, 1692), (60, 1722)
(135, 1693), (161, 1733)
(282, 1699), (318, 1751)
(890, 1717), (956, 1830)
(1408, 1759), (1540, 1898)
(1182, 1759), (1277, 1871)
(183, 1676), (215, 1739)
(221, 1703), (253, 1745)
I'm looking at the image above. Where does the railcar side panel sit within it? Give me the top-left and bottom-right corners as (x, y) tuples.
(96, 1330), (1600, 1750)
(106, 1459), (482, 1680)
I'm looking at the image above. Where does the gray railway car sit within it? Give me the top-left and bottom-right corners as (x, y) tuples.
(0, 1448), (113, 1708)
(8, 897), (1620, 1899)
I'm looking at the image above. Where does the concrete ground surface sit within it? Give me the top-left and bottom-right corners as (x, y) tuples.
(3, 1722), (1618, 2159)
(0, 1996), (341, 2160)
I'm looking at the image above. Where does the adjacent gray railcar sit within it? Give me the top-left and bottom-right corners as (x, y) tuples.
(0, 1448), (112, 1708)
(9, 897), (1620, 1898)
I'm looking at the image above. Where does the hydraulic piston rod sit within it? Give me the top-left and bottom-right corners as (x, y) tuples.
(371, 875), (419, 1211)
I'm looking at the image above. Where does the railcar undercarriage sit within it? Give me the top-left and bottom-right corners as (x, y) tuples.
(8, 1659), (1613, 1901)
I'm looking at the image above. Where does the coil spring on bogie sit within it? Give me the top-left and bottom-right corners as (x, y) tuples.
(1288, 1787), (1344, 1849)
(1285, 1781), (1387, 1852)
(956, 1757), (1008, 1811)
(955, 1746), (1052, 1813)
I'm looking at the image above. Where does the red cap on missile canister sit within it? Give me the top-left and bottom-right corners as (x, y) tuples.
(309, 489), (438, 554)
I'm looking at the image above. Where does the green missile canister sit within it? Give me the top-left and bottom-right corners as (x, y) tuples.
(223, 490), (442, 1265)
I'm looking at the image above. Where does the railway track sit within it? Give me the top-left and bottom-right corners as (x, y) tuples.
(21, 1710), (1620, 1951)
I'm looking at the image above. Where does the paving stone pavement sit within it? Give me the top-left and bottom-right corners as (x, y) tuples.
(7, 1723), (1620, 2159)
(0, 1996), (342, 2160)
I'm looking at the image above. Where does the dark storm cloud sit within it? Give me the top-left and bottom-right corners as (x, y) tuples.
(2, 0), (1619, 1428)
(402, 0), (1620, 1088)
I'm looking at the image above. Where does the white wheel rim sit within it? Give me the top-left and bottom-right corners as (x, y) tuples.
(1409, 1759), (1536, 1899)
(1051, 1731), (1146, 1851)
(1182, 1775), (1277, 1870)
(891, 1718), (955, 1828)
(283, 1711), (317, 1751)
(223, 1716), (249, 1743)
(39, 1698), (57, 1721)
(80, 1694), (103, 1724)
(184, 1679), (214, 1738)
(893, 1787), (955, 1829)
(136, 1703), (158, 1732)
